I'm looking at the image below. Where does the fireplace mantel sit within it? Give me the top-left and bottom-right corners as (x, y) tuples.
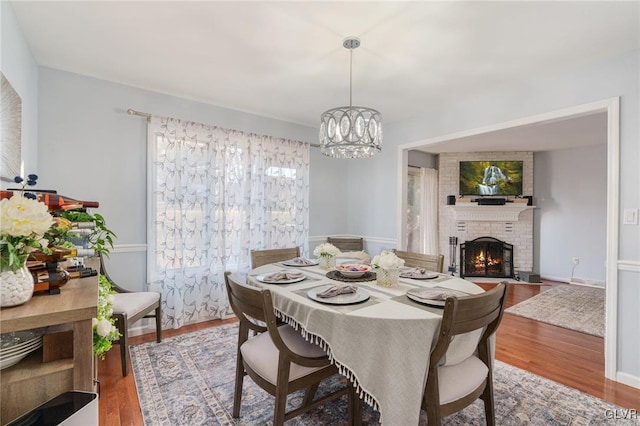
(450, 203), (535, 222)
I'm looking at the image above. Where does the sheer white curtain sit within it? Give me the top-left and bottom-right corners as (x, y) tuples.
(421, 168), (438, 254)
(147, 117), (310, 328)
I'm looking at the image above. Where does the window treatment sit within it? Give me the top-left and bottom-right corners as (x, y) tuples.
(147, 117), (310, 328)
(407, 167), (438, 254)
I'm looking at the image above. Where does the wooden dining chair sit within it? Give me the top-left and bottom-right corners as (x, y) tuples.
(251, 247), (300, 269)
(99, 254), (162, 376)
(224, 272), (354, 425)
(393, 249), (444, 273)
(422, 282), (509, 426)
(327, 237), (364, 252)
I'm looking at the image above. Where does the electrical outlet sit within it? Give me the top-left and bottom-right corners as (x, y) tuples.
(572, 257), (580, 265)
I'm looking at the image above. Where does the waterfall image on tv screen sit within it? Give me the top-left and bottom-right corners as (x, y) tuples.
(459, 161), (523, 196)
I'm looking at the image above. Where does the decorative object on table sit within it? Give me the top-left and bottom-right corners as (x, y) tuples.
(319, 37), (382, 159)
(371, 250), (405, 287)
(336, 263), (371, 278)
(308, 285), (370, 305)
(0, 174), (54, 307)
(325, 270), (376, 283)
(313, 242), (340, 270)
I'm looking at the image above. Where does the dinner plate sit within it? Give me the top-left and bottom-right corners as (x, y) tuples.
(307, 286), (370, 305)
(406, 287), (468, 308)
(399, 269), (439, 280)
(281, 259), (319, 267)
(256, 274), (306, 284)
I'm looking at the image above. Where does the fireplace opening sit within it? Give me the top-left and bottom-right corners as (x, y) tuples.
(460, 236), (514, 279)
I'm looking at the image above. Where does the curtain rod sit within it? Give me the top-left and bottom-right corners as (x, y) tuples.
(126, 107), (320, 148)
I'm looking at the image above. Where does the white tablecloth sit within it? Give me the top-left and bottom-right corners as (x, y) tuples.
(248, 264), (484, 425)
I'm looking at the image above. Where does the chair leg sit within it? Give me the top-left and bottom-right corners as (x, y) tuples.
(349, 384), (361, 426)
(114, 313), (129, 377)
(481, 379), (496, 426)
(302, 383), (319, 406)
(154, 306), (162, 343)
(273, 358), (290, 426)
(425, 371), (441, 426)
(232, 349), (244, 418)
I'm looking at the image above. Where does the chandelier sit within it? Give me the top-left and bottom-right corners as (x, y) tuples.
(319, 37), (382, 159)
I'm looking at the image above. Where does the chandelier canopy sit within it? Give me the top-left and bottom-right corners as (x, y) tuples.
(319, 37), (382, 159)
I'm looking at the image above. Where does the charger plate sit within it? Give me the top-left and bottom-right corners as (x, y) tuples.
(308, 286), (370, 305)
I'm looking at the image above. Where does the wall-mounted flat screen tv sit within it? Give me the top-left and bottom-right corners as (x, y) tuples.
(459, 160), (523, 196)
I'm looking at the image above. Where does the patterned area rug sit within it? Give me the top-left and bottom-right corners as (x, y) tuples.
(130, 322), (634, 425)
(505, 284), (605, 337)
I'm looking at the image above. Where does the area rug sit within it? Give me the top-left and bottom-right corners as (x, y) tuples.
(130, 322), (635, 425)
(505, 284), (605, 337)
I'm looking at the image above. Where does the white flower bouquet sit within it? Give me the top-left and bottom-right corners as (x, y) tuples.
(0, 175), (54, 272)
(371, 250), (405, 270)
(313, 243), (341, 258)
(93, 275), (120, 358)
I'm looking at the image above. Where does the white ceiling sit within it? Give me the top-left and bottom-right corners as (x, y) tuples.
(10, 1), (639, 150)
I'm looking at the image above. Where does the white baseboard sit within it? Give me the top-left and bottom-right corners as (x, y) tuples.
(570, 277), (606, 288)
(616, 371), (640, 390)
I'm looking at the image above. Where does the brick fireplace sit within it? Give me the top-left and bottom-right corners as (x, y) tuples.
(438, 152), (534, 274)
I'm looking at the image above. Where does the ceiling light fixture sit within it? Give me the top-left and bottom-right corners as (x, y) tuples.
(319, 37), (382, 159)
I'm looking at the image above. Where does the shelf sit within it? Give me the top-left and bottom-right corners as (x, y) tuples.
(450, 203), (535, 222)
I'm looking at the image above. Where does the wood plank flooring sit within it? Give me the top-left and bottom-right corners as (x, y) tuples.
(97, 281), (640, 425)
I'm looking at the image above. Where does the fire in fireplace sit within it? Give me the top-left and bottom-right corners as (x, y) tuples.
(460, 236), (514, 279)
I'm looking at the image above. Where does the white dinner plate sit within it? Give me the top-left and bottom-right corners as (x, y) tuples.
(281, 259), (319, 267)
(256, 274), (306, 284)
(307, 286), (370, 305)
(0, 338), (41, 358)
(406, 287), (468, 308)
(399, 269), (439, 280)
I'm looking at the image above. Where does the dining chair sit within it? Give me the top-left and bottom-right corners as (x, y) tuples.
(393, 249), (444, 273)
(224, 272), (354, 425)
(99, 254), (162, 376)
(422, 282), (509, 426)
(251, 247), (300, 269)
(327, 237), (364, 252)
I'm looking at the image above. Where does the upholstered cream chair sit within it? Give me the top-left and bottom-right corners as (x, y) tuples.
(224, 272), (354, 425)
(327, 237), (364, 252)
(250, 247), (300, 269)
(423, 282), (509, 425)
(99, 254), (161, 376)
(393, 249), (444, 273)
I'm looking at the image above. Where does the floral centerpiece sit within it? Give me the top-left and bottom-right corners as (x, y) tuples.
(372, 250), (405, 287)
(94, 275), (119, 357)
(313, 242), (341, 270)
(0, 175), (54, 307)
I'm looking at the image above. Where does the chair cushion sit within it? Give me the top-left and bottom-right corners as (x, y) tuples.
(438, 355), (489, 405)
(240, 324), (329, 385)
(112, 292), (160, 318)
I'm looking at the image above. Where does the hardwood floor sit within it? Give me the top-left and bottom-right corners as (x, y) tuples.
(97, 281), (640, 425)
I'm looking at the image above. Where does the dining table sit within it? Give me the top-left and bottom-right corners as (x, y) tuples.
(247, 258), (486, 425)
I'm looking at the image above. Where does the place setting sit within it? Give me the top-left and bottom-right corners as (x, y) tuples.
(399, 267), (440, 280)
(280, 256), (319, 267)
(405, 287), (470, 308)
(307, 283), (370, 305)
(255, 270), (307, 284)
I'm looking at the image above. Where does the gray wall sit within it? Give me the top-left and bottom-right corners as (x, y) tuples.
(0, 1), (38, 182)
(534, 145), (607, 283)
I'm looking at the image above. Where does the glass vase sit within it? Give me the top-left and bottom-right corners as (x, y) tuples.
(0, 263), (35, 307)
(376, 268), (399, 288)
(319, 255), (336, 270)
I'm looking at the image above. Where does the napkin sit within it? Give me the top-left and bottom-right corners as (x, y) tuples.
(287, 257), (316, 265)
(316, 284), (358, 298)
(263, 271), (305, 281)
(408, 288), (467, 302)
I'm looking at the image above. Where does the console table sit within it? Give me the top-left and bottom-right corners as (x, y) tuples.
(0, 259), (98, 425)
